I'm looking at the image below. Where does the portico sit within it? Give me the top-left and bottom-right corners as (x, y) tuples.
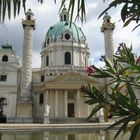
(43, 71), (98, 120)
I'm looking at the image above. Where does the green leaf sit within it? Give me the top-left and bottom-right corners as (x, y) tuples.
(114, 116), (131, 140)
(2, 0), (6, 21)
(22, 0), (26, 12)
(121, 3), (128, 22)
(17, 0), (21, 15)
(104, 56), (116, 73)
(86, 104), (103, 120)
(107, 116), (130, 130)
(130, 125), (140, 140)
(126, 82), (138, 105)
(7, 0), (11, 20)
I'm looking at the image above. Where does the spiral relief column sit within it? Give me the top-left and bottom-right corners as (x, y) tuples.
(101, 13), (115, 122)
(21, 9), (35, 99)
(17, 9), (35, 122)
(101, 13), (115, 62)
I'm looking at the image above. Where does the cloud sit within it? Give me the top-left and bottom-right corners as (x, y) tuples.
(0, 0), (139, 69)
(32, 51), (41, 68)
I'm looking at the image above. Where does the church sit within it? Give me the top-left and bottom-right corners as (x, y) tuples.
(0, 7), (115, 123)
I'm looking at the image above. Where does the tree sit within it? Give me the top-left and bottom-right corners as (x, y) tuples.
(80, 43), (140, 140)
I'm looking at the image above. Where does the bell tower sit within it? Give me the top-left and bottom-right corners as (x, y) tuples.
(101, 13), (115, 62)
(17, 9), (35, 122)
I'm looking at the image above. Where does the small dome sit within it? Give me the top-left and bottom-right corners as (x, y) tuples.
(44, 21), (86, 46)
(1, 42), (15, 52)
(1, 42), (15, 53)
(103, 13), (111, 20)
(25, 9), (34, 16)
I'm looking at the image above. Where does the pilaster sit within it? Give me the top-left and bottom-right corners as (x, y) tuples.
(45, 90), (49, 105)
(76, 90), (80, 117)
(64, 90), (68, 117)
(55, 90), (58, 117)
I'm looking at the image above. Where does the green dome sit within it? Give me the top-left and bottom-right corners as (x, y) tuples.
(1, 42), (15, 52)
(45, 21), (86, 45)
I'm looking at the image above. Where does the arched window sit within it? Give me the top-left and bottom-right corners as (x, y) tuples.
(47, 38), (50, 44)
(65, 52), (71, 64)
(2, 55), (8, 62)
(64, 15), (66, 21)
(39, 94), (44, 105)
(107, 19), (110, 23)
(60, 16), (62, 21)
(27, 15), (31, 20)
(46, 55), (49, 66)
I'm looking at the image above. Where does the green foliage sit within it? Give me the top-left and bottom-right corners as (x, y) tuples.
(0, 0), (26, 21)
(0, 0), (50, 21)
(100, 0), (140, 30)
(81, 43), (140, 140)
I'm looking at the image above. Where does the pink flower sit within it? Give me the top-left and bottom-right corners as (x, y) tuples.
(86, 65), (96, 75)
(137, 56), (140, 65)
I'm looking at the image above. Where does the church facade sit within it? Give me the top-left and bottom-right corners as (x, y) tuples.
(0, 8), (115, 123)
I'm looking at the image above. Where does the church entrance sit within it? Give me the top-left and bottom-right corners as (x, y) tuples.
(68, 103), (74, 117)
(0, 97), (7, 123)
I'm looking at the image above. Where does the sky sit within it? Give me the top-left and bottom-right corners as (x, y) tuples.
(0, 0), (140, 68)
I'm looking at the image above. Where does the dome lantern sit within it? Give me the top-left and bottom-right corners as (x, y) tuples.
(59, 6), (69, 21)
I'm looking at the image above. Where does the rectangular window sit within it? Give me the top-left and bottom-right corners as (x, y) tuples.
(39, 93), (44, 105)
(41, 75), (45, 82)
(0, 75), (7, 81)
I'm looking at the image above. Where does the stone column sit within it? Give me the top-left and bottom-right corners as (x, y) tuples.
(55, 135), (58, 140)
(17, 9), (35, 122)
(64, 134), (68, 140)
(101, 13), (115, 62)
(55, 90), (58, 117)
(64, 90), (68, 117)
(76, 90), (80, 117)
(44, 90), (50, 124)
(20, 25), (34, 99)
(43, 56), (45, 67)
(20, 9), (35, 99)
(45, 90), (49, 105)
(101, 13), (115, 122)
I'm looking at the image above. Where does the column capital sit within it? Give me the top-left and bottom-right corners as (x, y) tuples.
(22, 19), (36, 30)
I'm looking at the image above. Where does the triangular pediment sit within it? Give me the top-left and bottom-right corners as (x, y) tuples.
(45, 71), (98, 89)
